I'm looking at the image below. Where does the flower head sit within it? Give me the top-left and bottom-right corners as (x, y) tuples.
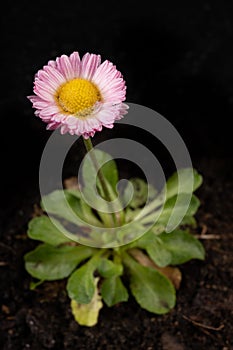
(28, 52), (128, 138)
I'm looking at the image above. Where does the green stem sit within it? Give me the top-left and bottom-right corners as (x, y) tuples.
(83, 138), (113, 203)
(82, 137), (119, 227)
(121, 250), (138, 271)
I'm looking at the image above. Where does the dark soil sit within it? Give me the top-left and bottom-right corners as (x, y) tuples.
(0, 157), (232, 350)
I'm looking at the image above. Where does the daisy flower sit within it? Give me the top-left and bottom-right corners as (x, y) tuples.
(28, 52), (128, 138)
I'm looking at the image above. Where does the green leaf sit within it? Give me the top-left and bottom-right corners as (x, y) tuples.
(82, 149), (119, 194)
(157, 194), (200, 225)
(125, 178), (157, 209)
(97, 258), (123, 278)
(41, 189), (103, 227)
(101, 160), (119, 192)
(116, 221), (145, 245)
(146, 241), (172, 267)
(65, 188), (81, 199)
(151, 225), (167, 235)
(41, 190), (85, 226)
(133, 231), (172, 267)
(180, 215), (197, 227)
(24, 244), (94, 280)
(27, 216), (73, 246)
(132, 169), (202, 231)
(79, 197), (104, 227)
(138, 193), (200, 231)
(158, 230), (205, 265)
(67, 256), (100, 304)
(134, 228), (205, 266)
(166, 168), (203, 199)
(101, 276), (129, 307)
(71, 277), (103, 327)
(123, 253), (176, 314)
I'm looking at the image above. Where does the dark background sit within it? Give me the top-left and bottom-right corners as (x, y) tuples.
(1, 0), (233, 219)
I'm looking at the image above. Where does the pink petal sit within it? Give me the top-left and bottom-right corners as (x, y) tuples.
(69, 51), (81, 77)
(92, 60), (126, 103)
(33, 86), (54, 102)
(104, 124), (114, 129)
(34, 79), (56, 94)
(46, 121), (60, 130)
(40, 105), (59, 116)
(56, 54), (76, 80)
(47, 60), (56, 68)
(92, 60), (113, 82)
(81, 53), (101, 80)
(43, 65), (66, 86)
(35, 70), (59, 90)
(51, 113), (67, 123)
(61, 124), (70, 134)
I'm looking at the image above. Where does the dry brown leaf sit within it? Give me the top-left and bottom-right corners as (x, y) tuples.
(128, 248), (182, 290)
(63, 177), (79, 190)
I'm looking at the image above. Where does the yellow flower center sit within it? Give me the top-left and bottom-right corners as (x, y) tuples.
(57, 78), (102, 115)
